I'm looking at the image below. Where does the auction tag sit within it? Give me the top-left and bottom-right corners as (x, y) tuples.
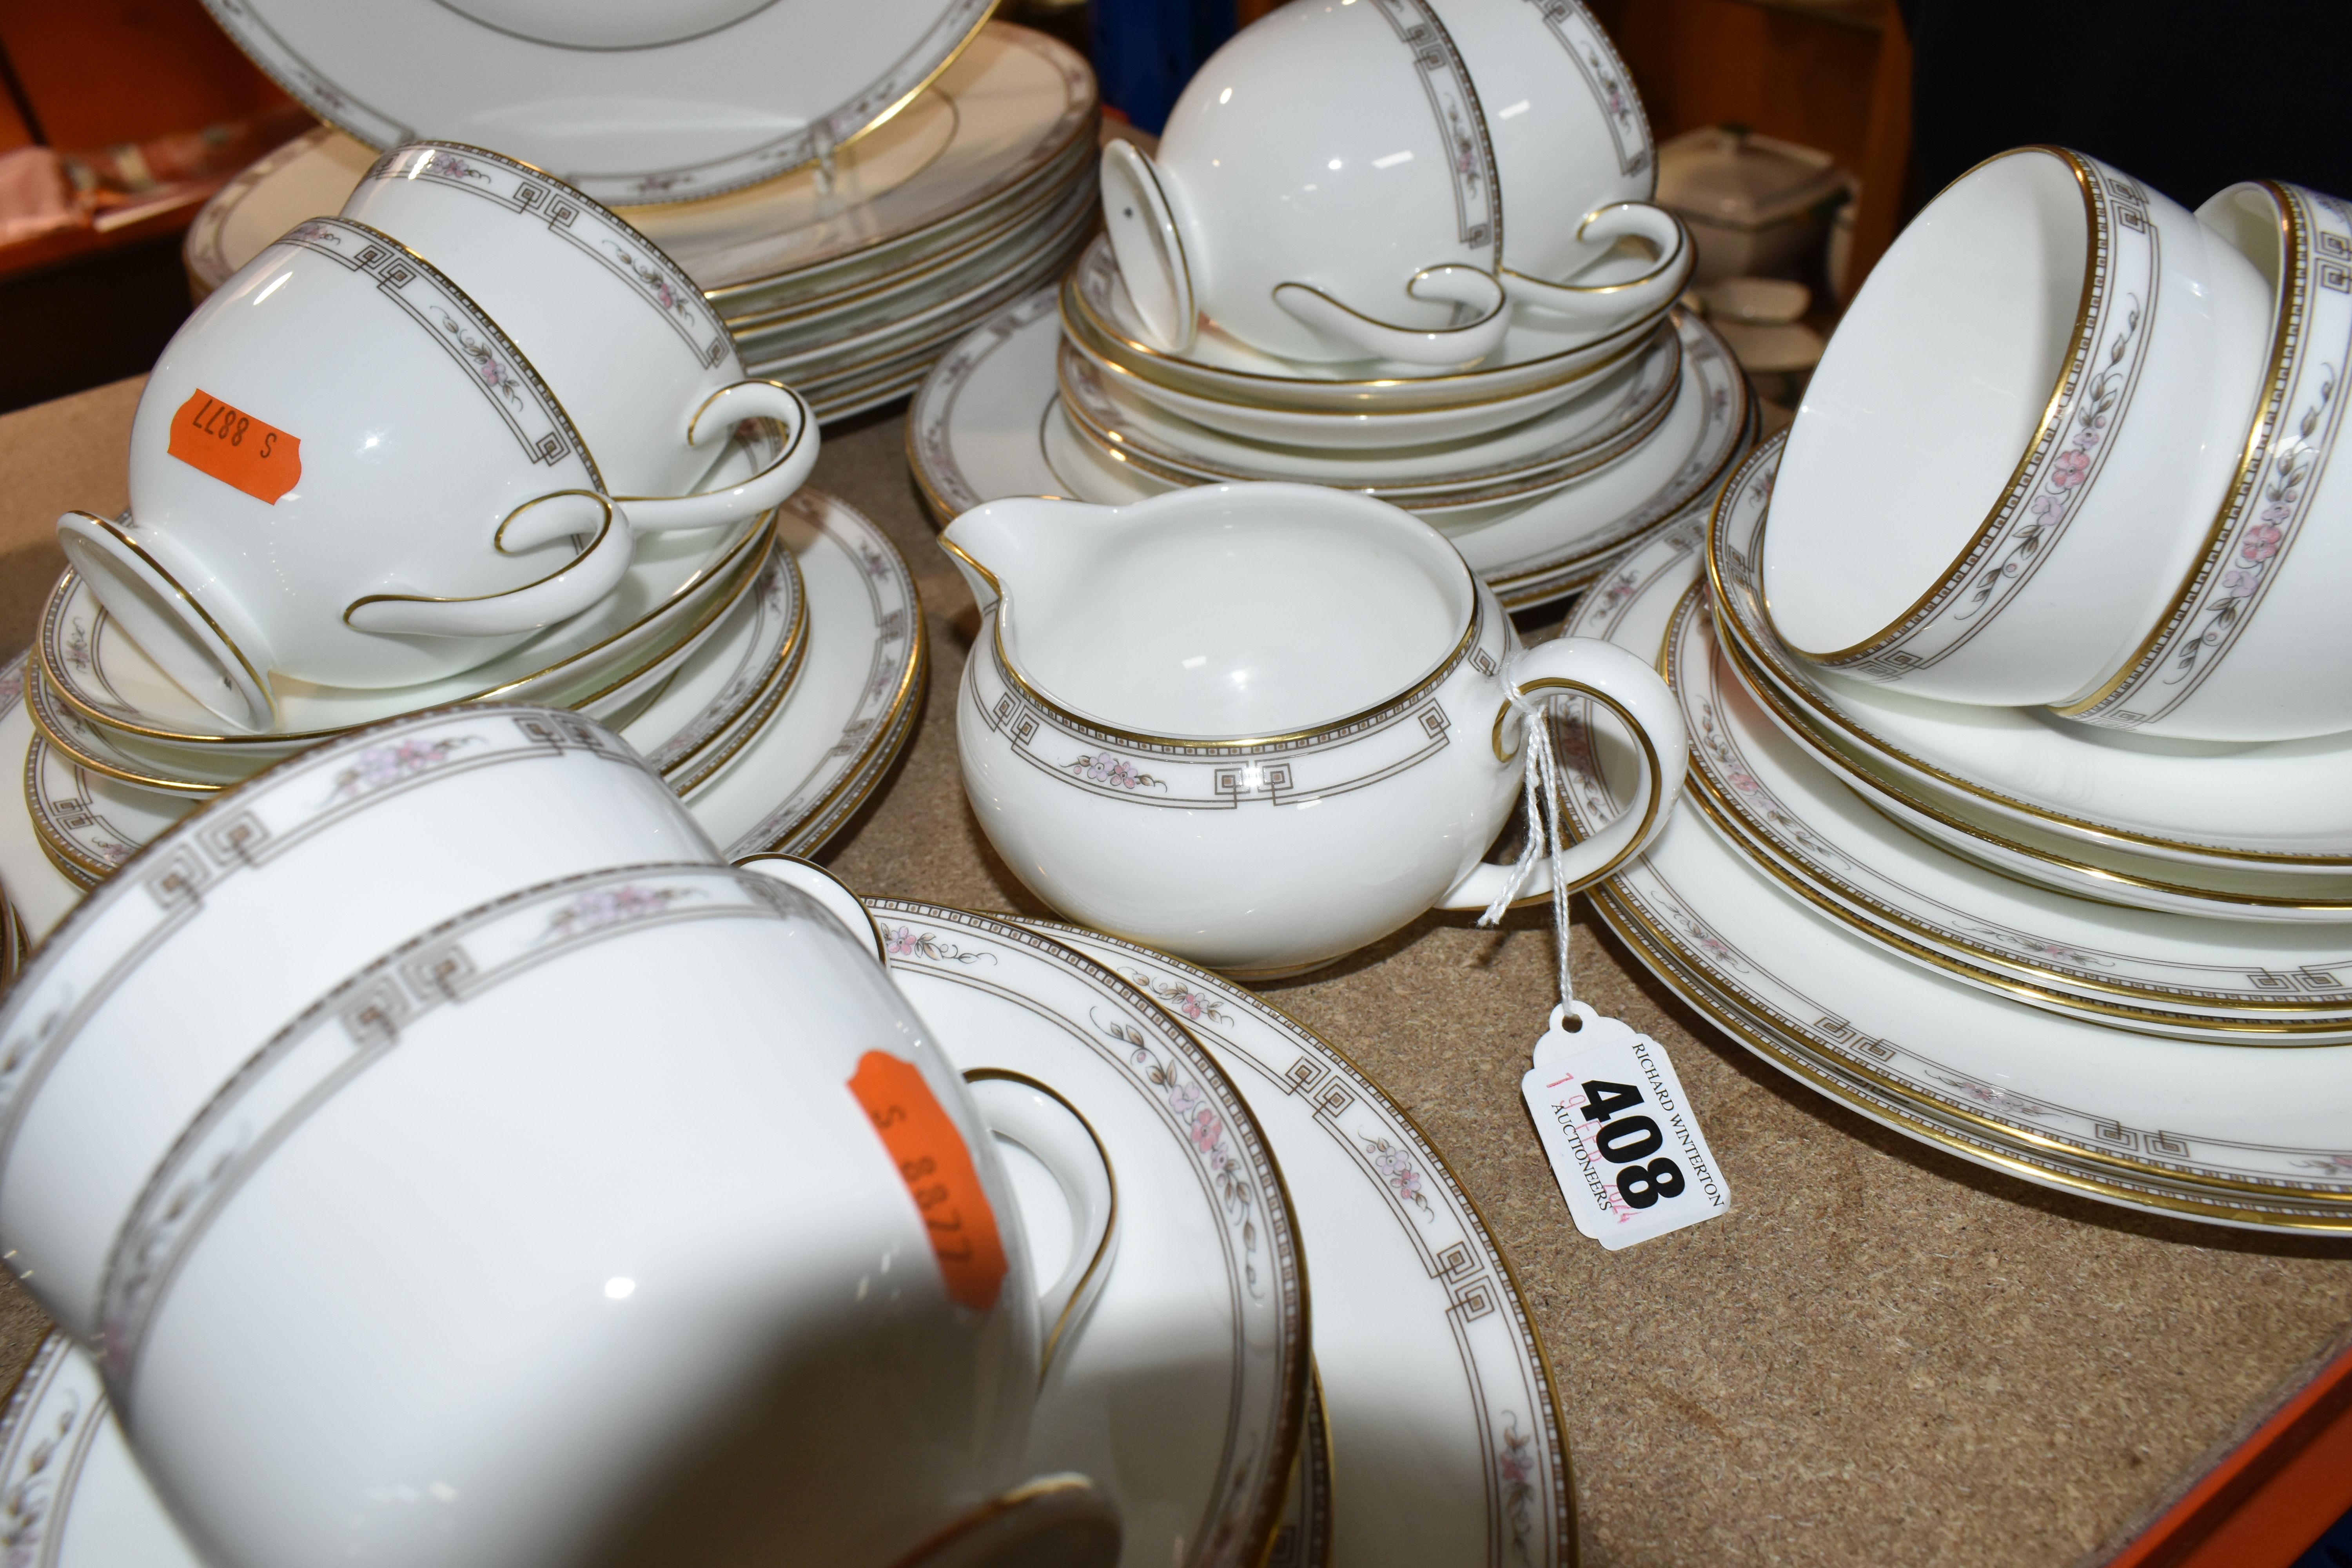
(1522, 1002), (1730, 1250)
(848, 1051), (1008, 1311)
(167, 389), (301, 504)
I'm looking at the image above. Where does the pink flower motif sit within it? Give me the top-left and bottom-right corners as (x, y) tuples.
(1500, 1448), (1534, 1485)
(2221, 566), (2263, 597)
(2261, 502), (2294, 525)
(2241, 522), (2284, 563)
(2049, 448), (2091, 489)
(884, 924), (919, 958)
(1185, 1106), (1224, 1155)
(1172, 992), (1205, 1021)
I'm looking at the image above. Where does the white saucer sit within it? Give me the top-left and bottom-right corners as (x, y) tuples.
(1562, 515), (2352, 1233)
(204, 0), (993, 205)
(1670, 582), (2352, 1041)
(908, 290), (1751, 610)
(185, 26), (1098, 309)
(1054, 327), (1681, 503)
(873, 902), (1308, 1567)
(1716, 436), (2352, 872)
(1020, 921), (1579, 1568)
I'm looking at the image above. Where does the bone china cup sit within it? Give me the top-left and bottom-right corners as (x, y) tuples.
(2054, 180), (2352, 741)
(59, 217), (641, 729)
(103, 857), (1118, 1568)
(0, 704), (718, 1348)
(943, 484), (1688, 976)
(1098, 0), (1688, 369)
(1761, 147), (2274, 707)
(341, 142), (819, 531)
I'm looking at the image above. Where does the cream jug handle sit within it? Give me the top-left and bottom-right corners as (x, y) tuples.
(345, 491), (635, 639)
(964, 1072), (1118, 1379)
(614, 380), (820, 532)
(1436, 636), (1686, 910)
(1271, 264), (1510, 368)
(1501, 203), (1692, 327)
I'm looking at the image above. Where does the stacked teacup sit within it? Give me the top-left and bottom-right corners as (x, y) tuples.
(1684, 152), (2352, 1038)
(912, 0), (1756, 613)
(27, 142), (852, 890)
(0, 702), (1123, 1568)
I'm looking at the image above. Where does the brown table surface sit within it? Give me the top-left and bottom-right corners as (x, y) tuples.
(5, 377), (2350, 1568)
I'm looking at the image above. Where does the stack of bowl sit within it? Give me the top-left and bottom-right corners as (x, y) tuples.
(1554, 150), (2352, 1235)
(5, 148), (926, 940)
(909, 0), (1755, 613)
(184, 23), (1102, 424)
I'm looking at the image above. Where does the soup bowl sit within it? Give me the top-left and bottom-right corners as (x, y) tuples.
(942, 483), (1686, 976)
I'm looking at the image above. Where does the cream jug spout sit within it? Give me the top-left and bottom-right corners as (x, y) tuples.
(938, 496), (1117, 620)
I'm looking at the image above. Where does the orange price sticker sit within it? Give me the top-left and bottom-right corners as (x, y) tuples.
(167, 390), (301, 505)
(847, 1051), (1007, 1312)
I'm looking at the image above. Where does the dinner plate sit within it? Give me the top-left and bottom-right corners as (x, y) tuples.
(183, 25), (1098, 305)
(1054, 327), (1681, 503)
(1668, 581), (2352, 1041)
(1561, 515), (2352, 1232)
(874, 902), (1308, 1567)
(909, 290), (1750, 611)
(1717, 436), (2352, 871)
(1062, 236), (1670, 415)
(42, 457), (775, 757)
(1020, 921), (1579, 1567)
(202, 0), (995, 205)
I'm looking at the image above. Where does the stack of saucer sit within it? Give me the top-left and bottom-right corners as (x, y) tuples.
(909, 0), (1753, 610)
(184, 24), (1101, 424)
(1555, 152), (2352, 1235)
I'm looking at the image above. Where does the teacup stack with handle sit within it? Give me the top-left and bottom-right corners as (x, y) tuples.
(0, 702), (1125, 1568)
(1661, 148), (2352, 1058)
(29, 143), (835, 883)
(909, 0), (1757, 615)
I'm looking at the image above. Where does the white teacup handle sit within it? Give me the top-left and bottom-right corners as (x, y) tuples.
(964, 1071), (1117, 1379)
(1272, 264), (1511, 368)
(1437, 635), (1687, 910)
(731, 853), (885, 962)
(1099, 139), (1198, 354)
(1502, 203), (1693, 327)
(343, 490), (635, 639)
(617, 379), (820, 532)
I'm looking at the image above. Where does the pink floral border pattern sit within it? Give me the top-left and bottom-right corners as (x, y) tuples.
(1367, 0), (1502, 264)
(2068, 183), (2352, 728)
(1830, 152), (2158, 681)
(1517, 0), (1653, 178)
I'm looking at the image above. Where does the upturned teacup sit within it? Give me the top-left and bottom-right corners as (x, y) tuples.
(0, 703), (716, 1347)
(342, 141), (818, 532)
(943, 483), (1687, 976)
(60, 218), (647, 727)
(1761, 147), (2274, 707)
(2054, 179), (2352, 740)
(1098, 0), (1688, 370)
(101, 857), (1118, 1568)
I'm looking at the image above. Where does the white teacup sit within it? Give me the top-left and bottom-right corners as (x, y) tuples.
(1098, 0), (1688, 370)
(101, 857), (1118, 1568)
(1762, 147), (2274, 707)
(60, 218), (656, 727)
(0, 702), (717, 1346)
(942, 483), (1687, 977)
(342, 141), (818, 531)
(2054, 180), (2352, 741)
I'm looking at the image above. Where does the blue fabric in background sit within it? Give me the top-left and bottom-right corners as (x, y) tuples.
(1090, 0), (1238, 135)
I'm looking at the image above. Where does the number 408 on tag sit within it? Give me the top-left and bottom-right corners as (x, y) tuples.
(1521, 1002), (1730, 1251)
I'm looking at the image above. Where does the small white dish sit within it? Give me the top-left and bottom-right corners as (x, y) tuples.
(1713, 436), (2352, 875)
(1019, 920), (1581, 1568)
(203, 0), (995, 205)
(1670, 580), (2352, 1041)
(1565, 513), (2352, 1233)
(873, 901), (1308, 1567)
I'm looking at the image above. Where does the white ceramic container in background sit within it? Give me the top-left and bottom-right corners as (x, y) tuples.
(2054, 180), (2352, 741)
(1761, 147), (2273, 707)
(1098, 0), (1687, 368)
(341, 142), (819, 530)
(942, 483), (1686, 976)
(102, 857), (1118, 1568)
(60, 217), (643, 727)
(0, 703), (716, 1346)
(1655, 126), (1851, 284)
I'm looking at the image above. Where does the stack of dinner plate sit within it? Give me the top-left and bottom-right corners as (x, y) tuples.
(184, 22), (1101, 423)
(1553, 151), (2352, 1236)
